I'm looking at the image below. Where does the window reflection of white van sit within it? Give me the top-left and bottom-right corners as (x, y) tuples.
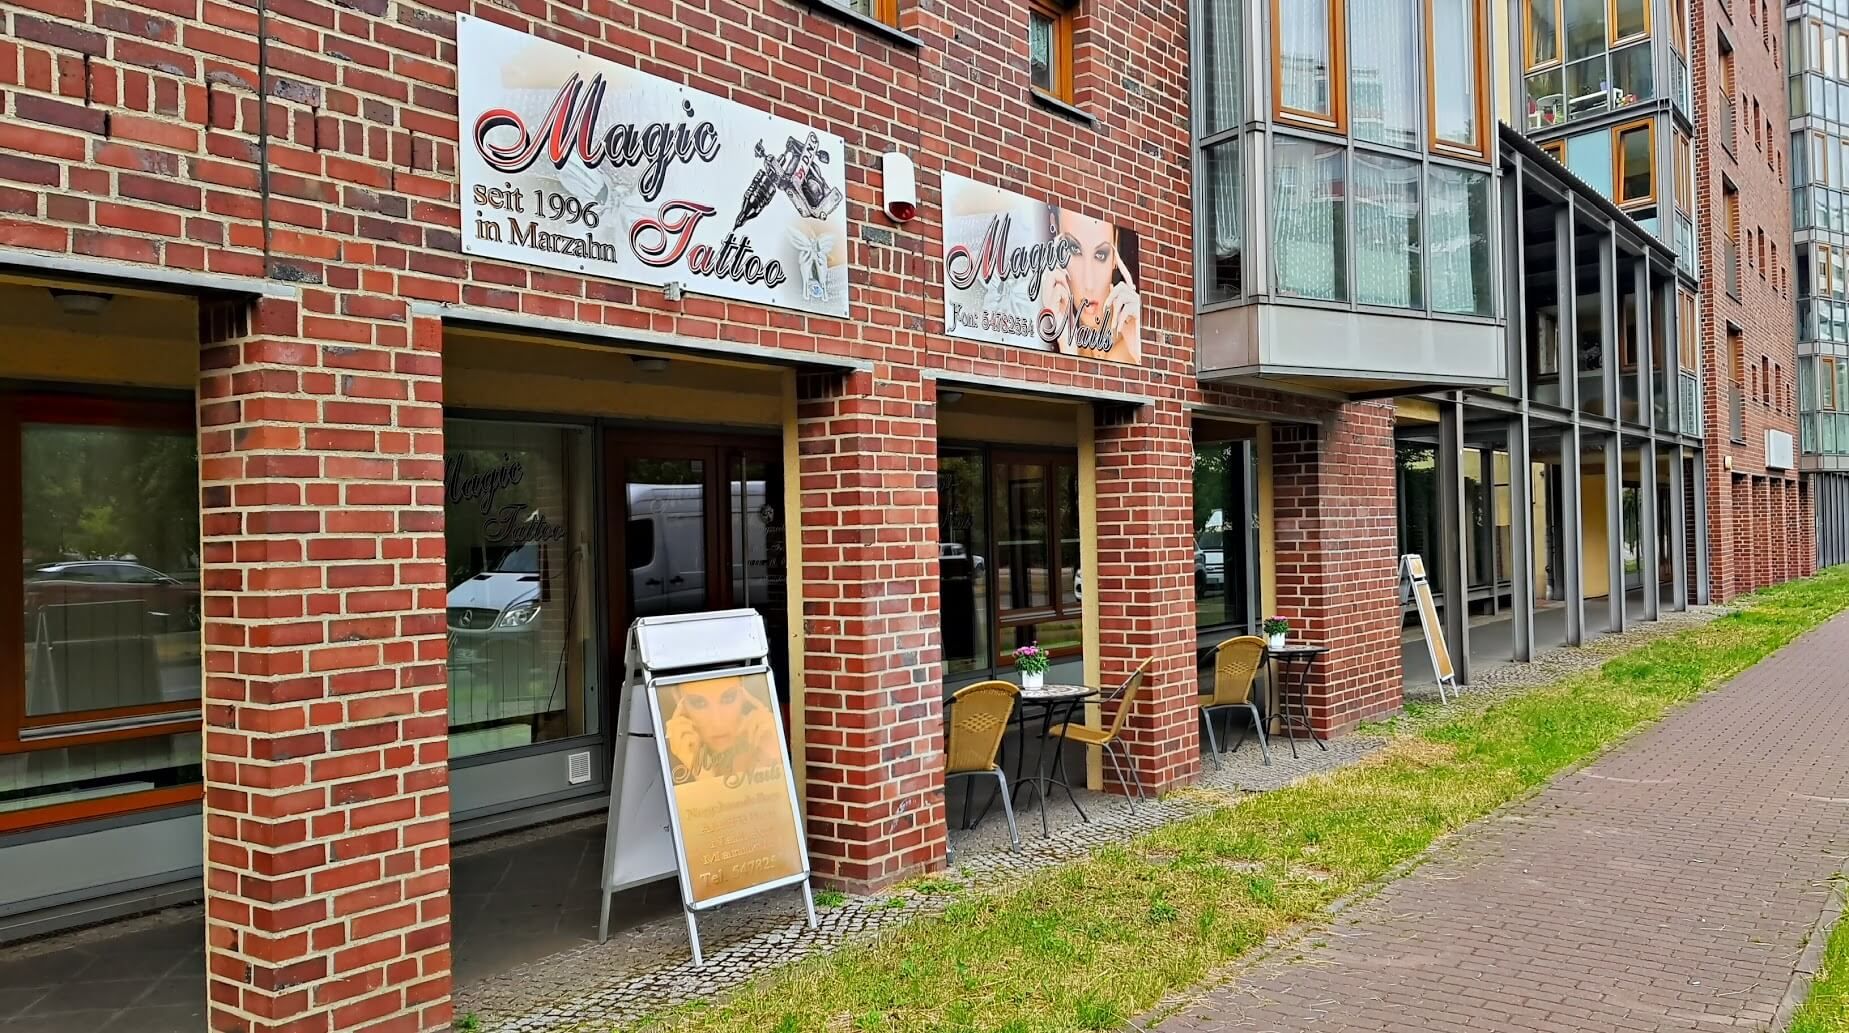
(1195, 509), (1226, 594)
(447, 542), (545, 670)
(627, 481), (770, 616)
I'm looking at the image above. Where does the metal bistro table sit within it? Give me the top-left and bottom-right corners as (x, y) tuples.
(1265, 643), (1329, 759)
(1000, 682), (1099, 837)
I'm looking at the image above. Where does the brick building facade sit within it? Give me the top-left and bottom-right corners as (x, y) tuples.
(0, 0), (1418, 1029)
(1693, 0), (1814, 599)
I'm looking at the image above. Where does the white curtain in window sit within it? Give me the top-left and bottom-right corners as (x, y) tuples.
(1353, 152), (1421, 308)
(1272, 137), (1346, 300)
(1201, 0), (1242, 134)
(1277, 0), (1335, 116)
(1350, 0), (1420, 149)
(1428, 166), (1492, 315)
(1205, 138), (1244, 301)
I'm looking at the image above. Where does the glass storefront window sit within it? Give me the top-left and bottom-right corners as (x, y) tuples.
(938, 449), (991, 677)
(940, 447), (1083, 680)
(444, 420), (597, 760)
(1193, 438), (1254, 632)
(1272, 136), (1347, 301)
(7, 403), (202, 826)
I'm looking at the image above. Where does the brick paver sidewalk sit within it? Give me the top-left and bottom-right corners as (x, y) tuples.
(1158, 613), (1849, 1033)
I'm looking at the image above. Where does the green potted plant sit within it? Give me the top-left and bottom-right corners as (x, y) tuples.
(1013, 644), (1049, 691)
(1262, 616), (1290, 650)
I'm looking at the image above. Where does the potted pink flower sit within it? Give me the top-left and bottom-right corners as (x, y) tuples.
(1013, 645), (1049, 691)
(1262, 616), (1290, 650)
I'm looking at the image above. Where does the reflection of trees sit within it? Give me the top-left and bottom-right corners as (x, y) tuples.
(1396, 444), (1439, 587)
(22, 426), (198, 571)
(1194, 444), (1231, 534)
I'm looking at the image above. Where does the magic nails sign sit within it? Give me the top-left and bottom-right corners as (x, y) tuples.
(457, 16), (849, 316)
(939, 172), (1142, 366)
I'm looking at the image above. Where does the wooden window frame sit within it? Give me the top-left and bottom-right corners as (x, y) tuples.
(1, 392), (202, 834)
(863, 0), (899, 26)
(1271, 0), (1348, 132)
(989, 450), (1083, 664)
(1677, 290), (1698, 371)
(1824, 357), (1841, 411)
(1541, 139), (1566, 163)
(1669, 0), (1687, 52)
(1425, 0), (1492, 159)
(1608, 0), (1650, 46)
(1822, 243), (1836, 298)
(1524, 0), (1565, 70)
(1028, 0), (1076, 104)
(1612, 118), (1655, 209)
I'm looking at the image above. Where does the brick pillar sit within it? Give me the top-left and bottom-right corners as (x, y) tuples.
(1092, 399), (1197, 795)
(1272, 403), (1403, 736)
(796, 369), (942, 891)
(1725, 473), (1750, 599)
(1773, 479), (1790, 585)
(199, 300), (450, 1033)
(1756, 477), (1773, 590)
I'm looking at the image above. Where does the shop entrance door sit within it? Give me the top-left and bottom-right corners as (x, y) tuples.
(605, 434), (789, 701)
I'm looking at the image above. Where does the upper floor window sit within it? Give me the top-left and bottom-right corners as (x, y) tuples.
(1673, 130), (1692, 214)
(1274, 0), (1345, 130)
(1670, 0), (1687, 53)
(1615, 119), (1654, 208)
(1429, 0), (1489, 157)
(1029, 0), (1076, 102)
(1677, 290), (1698, 373)
(1610, 0), (1647, 44)
(1350, 0), (1421, 150)
(839, 0), (898, 26)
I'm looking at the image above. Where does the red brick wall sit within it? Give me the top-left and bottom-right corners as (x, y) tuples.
(796, 369), (943, 886)
(1693, 0), (1802, 601)
(197, 299), (449, 1033)
(1269, 404), (1405, 735)
(0, 0), (1414, 1023)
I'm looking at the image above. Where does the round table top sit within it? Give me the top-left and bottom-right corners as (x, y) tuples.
(1018, 683), (1098, 703)
(1266, 643), (1328, 658)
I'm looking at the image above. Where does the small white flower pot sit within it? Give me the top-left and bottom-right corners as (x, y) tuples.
(1267, 632), (1287, 650)
(1020, 670), (1045, 691)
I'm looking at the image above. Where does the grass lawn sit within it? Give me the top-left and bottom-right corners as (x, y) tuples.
(1791, 904), (1849, 1033)
(629, 568), (1849, 1033)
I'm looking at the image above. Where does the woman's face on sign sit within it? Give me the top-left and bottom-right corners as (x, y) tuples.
(1059, 212), (1115, 326)
(679, 680), (747, 753)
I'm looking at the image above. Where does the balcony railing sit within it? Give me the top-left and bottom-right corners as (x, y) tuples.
(1730, 382), (1746, 442)
(1724, 237), (1741, 299)
(1719, 94), (1736, 154)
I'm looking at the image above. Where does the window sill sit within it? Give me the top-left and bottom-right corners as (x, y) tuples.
(1031, 89), (1096, 126)
(794, 0), (922, 48)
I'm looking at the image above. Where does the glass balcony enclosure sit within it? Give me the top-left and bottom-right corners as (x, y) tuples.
(1193, 0), (1506, 393)
(1793, 1), (1849, 464)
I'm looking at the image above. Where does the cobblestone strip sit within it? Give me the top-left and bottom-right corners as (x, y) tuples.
(459, 608), (1726, 1030)
(1157, 609), (1849, 1033)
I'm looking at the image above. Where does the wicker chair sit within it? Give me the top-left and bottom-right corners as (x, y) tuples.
(1048, 658), (1152, 806)
(1200, 635), (1270, 768)
(945, 680), (1021, 862)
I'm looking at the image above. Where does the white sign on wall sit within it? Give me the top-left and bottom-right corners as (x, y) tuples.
(457, 15), (850, 316)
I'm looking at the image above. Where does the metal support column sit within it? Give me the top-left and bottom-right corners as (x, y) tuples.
(1606, 431), (1625, 635)
(1562, 425), (1586, 646)
(1508, 414), (1536, 661)
(1694, 453), (1712, 605)
(1637, 260), (1661, 623)
(1669, 444), (1689, 610)
(1438, 399), (1472, 684)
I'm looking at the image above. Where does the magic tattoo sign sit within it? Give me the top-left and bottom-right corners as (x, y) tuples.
(458, 16), (849, 316)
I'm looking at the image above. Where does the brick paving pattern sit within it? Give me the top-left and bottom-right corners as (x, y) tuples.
(1158, 613), (1849, 1033)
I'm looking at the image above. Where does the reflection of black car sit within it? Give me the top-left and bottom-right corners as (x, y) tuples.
(25, 561), (201, 632)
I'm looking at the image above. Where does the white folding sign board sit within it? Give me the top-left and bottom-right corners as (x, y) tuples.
(598, 608), (815, 966)
(1400, 554), (1460, 703)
